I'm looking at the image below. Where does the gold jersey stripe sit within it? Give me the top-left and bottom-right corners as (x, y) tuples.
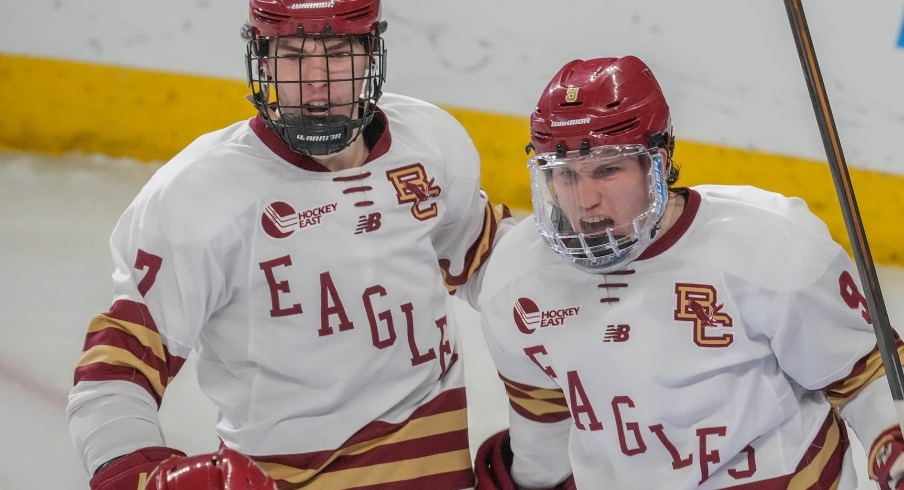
(260, 408), (467, 481)
(508, 395), (570, 417)
(468, 202), (509, 275)
(501, 379), (568, 417)
(443, 201), (508, 292)
(86, 314), (168, 364)
(826, 344), (904, 407)
(787, 414), (842, 490)
(501, 379), (566, 401)
(274, 449), (471, 489)
(77, 345), (170, 398)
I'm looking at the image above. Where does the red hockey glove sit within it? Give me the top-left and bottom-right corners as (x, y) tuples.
(474, 429), (576, 490)
(871, 427), (904, 490)
(144, 446), (277, 490)
(89, 446), (186, 490)
(475, 430), (517, 490)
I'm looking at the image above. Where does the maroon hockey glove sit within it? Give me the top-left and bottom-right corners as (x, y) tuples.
(89, 446), (186, 490)
(475, 430), (517, 490)
(871, 427), (904, 490)
(144, 446), (276, 490)
(474, 429), (576, 490)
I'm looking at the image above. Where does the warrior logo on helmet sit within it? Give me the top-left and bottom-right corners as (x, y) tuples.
(290, 1), (335, 8)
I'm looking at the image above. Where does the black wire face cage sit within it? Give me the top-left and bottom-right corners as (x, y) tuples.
(245, 32), (386, 156)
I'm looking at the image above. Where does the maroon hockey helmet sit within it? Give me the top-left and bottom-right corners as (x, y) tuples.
(526, 57), (674, 274)
(530, 56), (671, 156)
(243, 0), (387, 156)
(144, 447), (277, 490)
(247, 0), (385, 38)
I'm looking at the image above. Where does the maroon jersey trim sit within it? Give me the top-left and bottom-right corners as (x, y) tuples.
(720, 410), (847, 489)
(251, 388), (472, 488)
(637, 187), (700, 262)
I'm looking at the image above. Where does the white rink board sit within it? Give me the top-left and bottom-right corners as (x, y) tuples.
(2, 1), (904, 174)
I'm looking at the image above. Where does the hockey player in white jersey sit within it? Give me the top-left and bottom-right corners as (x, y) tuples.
(66, 1), (511, 488)
(473, 55), (904, 489)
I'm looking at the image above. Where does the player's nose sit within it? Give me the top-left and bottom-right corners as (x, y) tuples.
(300, 58), (330, 87)
(576, 178), (604, 208)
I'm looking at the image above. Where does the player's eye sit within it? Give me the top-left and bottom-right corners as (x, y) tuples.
(553, 168), (579, 184)
(592, 165), (620, 178)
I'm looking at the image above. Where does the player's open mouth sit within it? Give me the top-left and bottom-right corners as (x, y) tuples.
(303, 102), (330, 115)
(579, 216), (614, 234)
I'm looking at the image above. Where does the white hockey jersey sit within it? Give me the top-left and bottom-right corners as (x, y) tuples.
(478, 185), (902, 489)
(67, 93), (510, 489)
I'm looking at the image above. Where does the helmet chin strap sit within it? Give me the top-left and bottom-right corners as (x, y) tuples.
(278, 113), (370, 156)
(650, 189), (681, 241)
(248, 90), (373, 156)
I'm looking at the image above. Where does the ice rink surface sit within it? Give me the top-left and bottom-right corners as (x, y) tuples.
(2, 150), (901, 489)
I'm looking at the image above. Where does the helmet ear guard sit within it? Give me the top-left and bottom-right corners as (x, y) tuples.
(645, 131), (673, 155)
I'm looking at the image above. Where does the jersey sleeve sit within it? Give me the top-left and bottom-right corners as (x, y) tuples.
(769, 250), (878, 389)
(67, 182), (232, 473)
(767, 247), (904, 473)
(480, 290), (573, 488)
(429, 109), (513, 300)
(810, 254), (904, 480)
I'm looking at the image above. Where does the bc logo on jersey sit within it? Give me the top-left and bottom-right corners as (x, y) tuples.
(674, 283), (734, 347)
(603, 324), (631, 342)
(261, 201), (338, 239)
(513, 297), (580, 334)
(386, 164), (442, 221)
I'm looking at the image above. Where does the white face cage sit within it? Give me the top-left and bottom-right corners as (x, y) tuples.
(528, 144), (669, 274)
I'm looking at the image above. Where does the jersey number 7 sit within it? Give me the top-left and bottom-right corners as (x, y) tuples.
(135, 249), (163, 297)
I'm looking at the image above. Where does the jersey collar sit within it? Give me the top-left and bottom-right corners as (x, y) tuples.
(636, 187), (700, 261)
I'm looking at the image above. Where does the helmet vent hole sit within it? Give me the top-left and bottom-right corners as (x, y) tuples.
(346, 6), (376, 22)
(559, 101), (583, 108)
(254, 12), (290, 25)
(606, 100), (622, 109)
(598, 118), (640, 136)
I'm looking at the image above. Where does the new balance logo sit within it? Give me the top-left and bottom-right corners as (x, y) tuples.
(603, 324), (631, 342)
(355, 212), (382, 234)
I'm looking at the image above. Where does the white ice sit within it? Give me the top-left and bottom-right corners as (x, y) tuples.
(2, 150), (901, 489)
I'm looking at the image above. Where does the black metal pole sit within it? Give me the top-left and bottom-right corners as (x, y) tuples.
(782, 0), (904, 420)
